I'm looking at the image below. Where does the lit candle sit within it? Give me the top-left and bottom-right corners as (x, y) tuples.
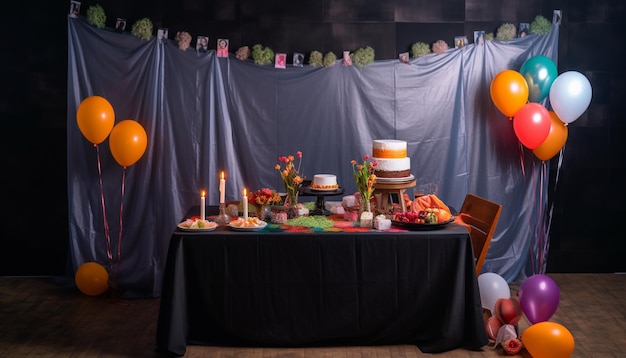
(242, 188), (248, 220)
(219, 171), (226, 204)
(200, 190), (206, 220)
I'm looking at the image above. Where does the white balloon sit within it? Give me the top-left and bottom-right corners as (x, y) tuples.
(478, 272), (511, 313)
(549, 71), (592, 124)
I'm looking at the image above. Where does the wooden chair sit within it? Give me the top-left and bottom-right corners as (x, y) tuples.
(457, 194), (502, 276)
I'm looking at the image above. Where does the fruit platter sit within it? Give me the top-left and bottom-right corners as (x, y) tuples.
(178, 218), (219, 231)
(228, 217), (267, 231)
(391, 194), (455, 230)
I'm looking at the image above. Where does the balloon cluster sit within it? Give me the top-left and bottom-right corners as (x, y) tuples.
(478, 273), (575, 357)
(76, 95), (148, 168)
(490, 56), (592, 161)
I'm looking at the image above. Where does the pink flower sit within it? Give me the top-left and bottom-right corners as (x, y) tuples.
(503, 338), (522, 355)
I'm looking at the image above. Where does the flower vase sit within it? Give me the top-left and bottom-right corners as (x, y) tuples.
(284, 192), (299, 219)
(359, 200), (373, 228)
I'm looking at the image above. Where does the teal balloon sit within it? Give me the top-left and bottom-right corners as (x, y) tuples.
(520, 55), (558, 103)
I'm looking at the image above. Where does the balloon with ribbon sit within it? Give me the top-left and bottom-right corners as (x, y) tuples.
(513, 102), (551, 149)
(75, 262), (109, 296)
(521, 321), (575, 358)
(533, 111), (569, 161)
(490, 69), (529, 118)
(109, 119), (148, 168)
(519, 274), (560, 324)
(520, 55), (558, 103)
(549, 70), (592, 124)
(76, 96), (115, 145)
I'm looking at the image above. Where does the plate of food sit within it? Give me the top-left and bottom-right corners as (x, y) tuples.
(177, 219), (219, 232)
(392, 210), (455, 230)
(228, 217), (267, 231)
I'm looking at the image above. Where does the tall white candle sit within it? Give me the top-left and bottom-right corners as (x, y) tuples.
(219, 171), (226, 204)
(242, 188), (248, 220)
(200, 190), (206, 220)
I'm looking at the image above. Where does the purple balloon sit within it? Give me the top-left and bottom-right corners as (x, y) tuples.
(519, 274), (560, 324)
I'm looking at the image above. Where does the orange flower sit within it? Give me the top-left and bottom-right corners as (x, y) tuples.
(276, 151), (304, 206)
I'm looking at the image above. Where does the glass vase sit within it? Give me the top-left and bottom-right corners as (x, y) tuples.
(359, 200), (373, 228)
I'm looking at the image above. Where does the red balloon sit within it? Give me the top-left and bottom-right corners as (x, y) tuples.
(513, 103), (551, 149)
(485, 316), (503, 341)
(109, 119), (148, 168)
(494, 297), (522, 325)
(490, 69), (529, 118)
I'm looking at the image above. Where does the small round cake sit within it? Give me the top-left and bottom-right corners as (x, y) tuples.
(310, 174), (338, 189)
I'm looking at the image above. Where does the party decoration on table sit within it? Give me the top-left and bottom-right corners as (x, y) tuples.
(549, 70), (592, 124)
(350, 46), (375, 68)
(76, 95), (115, 145)
(75, 262), (109, 296)
(519, 274), (560, 324)
(519, 55), (558, 103)
(248, 187), (281, 218)
(490, 69), (529, 118)
(521, 321), (574, 358)
(351, 154), (377, 227)
(533, 111), (568, 161)
(512, 102), (551, 149)
(477, 272), (510, 314)
(109, 119), (148, 168)
(276, 151), (304, 208)
(200, 190), (205, 220)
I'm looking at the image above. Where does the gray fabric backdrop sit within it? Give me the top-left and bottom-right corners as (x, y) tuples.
(67, 17), (559, 298)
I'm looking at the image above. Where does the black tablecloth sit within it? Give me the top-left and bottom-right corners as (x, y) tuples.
(156, 208), (487, 356)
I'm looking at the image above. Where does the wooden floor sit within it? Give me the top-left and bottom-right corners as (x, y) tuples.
(1, 273), (624, 357)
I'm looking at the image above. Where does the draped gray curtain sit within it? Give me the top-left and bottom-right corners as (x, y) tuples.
(67, 16), (559, 298)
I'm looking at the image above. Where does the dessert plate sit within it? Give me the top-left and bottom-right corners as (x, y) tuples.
(391, 216), (455, 230)
(375, 174), (415, 183)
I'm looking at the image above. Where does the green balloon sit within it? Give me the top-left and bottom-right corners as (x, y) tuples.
(520, 55), (558, 103)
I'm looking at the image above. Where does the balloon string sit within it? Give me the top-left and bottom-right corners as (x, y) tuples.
(96, 145), (113, 271)
(537, 161), (546, 274)
(518, 142), (526, 178)
(110, 167), (126, 300)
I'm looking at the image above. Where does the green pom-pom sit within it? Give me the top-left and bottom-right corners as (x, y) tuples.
(496, 23), (517, 41)
(350, 46), (375, 68)
(323, 52), (337, 67)
(410, 42), (431, 58)
(131, 18), (153, 41)
(530, 15), (552, 36)
(86, 4), (106, 29)
(309, 51), (323, 67)
(251, 44), (275, 65)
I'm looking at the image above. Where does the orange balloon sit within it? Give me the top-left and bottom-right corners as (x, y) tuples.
(75, 262), (109, 296)
(109, 119), (148, 168)
(533, 111), (569, 161)
(521, 321), (575, 358)
(76, 96), (115, 145)
(490, 69), (529, 118)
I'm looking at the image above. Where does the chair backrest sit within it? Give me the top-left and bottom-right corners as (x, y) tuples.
(458, 194), (502, 276)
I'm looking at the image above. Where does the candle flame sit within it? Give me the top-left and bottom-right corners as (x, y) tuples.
(201, 190), (205, 197)
(243, 188), (247, 196)
(221, 171), (225, 179)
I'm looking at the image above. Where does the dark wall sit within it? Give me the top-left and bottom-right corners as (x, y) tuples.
(2, 0), (624, 276)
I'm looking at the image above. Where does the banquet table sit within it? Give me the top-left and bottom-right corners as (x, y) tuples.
(156, 206), (487, 356)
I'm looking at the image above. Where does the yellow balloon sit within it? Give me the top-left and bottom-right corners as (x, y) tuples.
(109, 119), (148, 168)
(490, 69), (529, 118)
(521, 321), (575, 358)
(75, 262), (109, 296)
(76, 96), (115, 145)
(533, 111), (569, 161)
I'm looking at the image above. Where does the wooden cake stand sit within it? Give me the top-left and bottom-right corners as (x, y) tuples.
(374, 179), (416, 213)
